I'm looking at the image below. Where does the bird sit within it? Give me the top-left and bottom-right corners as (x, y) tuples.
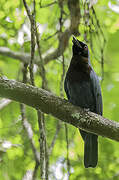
(64, 36), (103, 168)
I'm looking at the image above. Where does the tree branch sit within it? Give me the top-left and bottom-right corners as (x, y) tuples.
(0, 47), (31, 64)
(0, 0), (80, 66)
(68, 0), (80, 35)
(0, 77), (118, 141)
(0, 29), (71, 66)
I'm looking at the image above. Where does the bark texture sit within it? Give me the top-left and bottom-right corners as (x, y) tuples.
(0, 77), (119, 141)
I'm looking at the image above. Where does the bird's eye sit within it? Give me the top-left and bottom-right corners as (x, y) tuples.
(84, 45), (88, 51)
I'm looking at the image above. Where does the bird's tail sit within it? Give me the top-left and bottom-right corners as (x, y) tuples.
(80, 130), (98, 168)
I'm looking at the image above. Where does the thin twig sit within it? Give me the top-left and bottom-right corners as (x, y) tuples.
(91, 6), (106, 81)
(59, 2), (70, 178)
(23, 0), (36, 86)
(22, 2), (40, 177)
(21, 104), (40, 164)
(65, 124), (70, 179)
(23, 0), (32, 22)
(43, 31), (59, 41)
(39, 0), (57, 8)
(20, 63), (40, 180)
(35, 26), (48, 89)
(81, 1), (106, 81)
(30, 2), (36, 86)
(49, 121), (62, 155)
(34, 4), (49, 179)
(32, 161), (40, 180)
(91, 7), (106, 40)
(37, 110), (48, 179)
(101, 47), (104, 82)
(23, 1), (48, 179)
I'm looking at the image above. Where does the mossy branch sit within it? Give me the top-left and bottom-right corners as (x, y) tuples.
(0, 77), (119, 141)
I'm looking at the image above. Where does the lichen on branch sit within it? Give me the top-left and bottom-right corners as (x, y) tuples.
(0, 77), (119, 142)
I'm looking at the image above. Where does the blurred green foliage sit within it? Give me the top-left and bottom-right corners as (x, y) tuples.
(0, 0), (119, 179)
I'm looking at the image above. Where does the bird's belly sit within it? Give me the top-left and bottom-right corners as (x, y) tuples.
(68, 81), (95, 111)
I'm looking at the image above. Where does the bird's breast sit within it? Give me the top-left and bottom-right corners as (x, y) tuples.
(67, 68), (90, 83)
(66, 76), (95, 111)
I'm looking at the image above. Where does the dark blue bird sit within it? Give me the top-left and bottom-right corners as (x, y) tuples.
(64, 36), (103, 168)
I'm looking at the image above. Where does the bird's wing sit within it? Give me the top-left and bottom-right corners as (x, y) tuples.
(64, 76), (70, 100)
(90, 70), (103, 115)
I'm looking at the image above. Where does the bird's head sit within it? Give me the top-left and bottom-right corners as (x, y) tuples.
(72, 36), (88, 58)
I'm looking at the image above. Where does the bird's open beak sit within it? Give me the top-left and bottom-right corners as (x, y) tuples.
(72, 36), (82, 48)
